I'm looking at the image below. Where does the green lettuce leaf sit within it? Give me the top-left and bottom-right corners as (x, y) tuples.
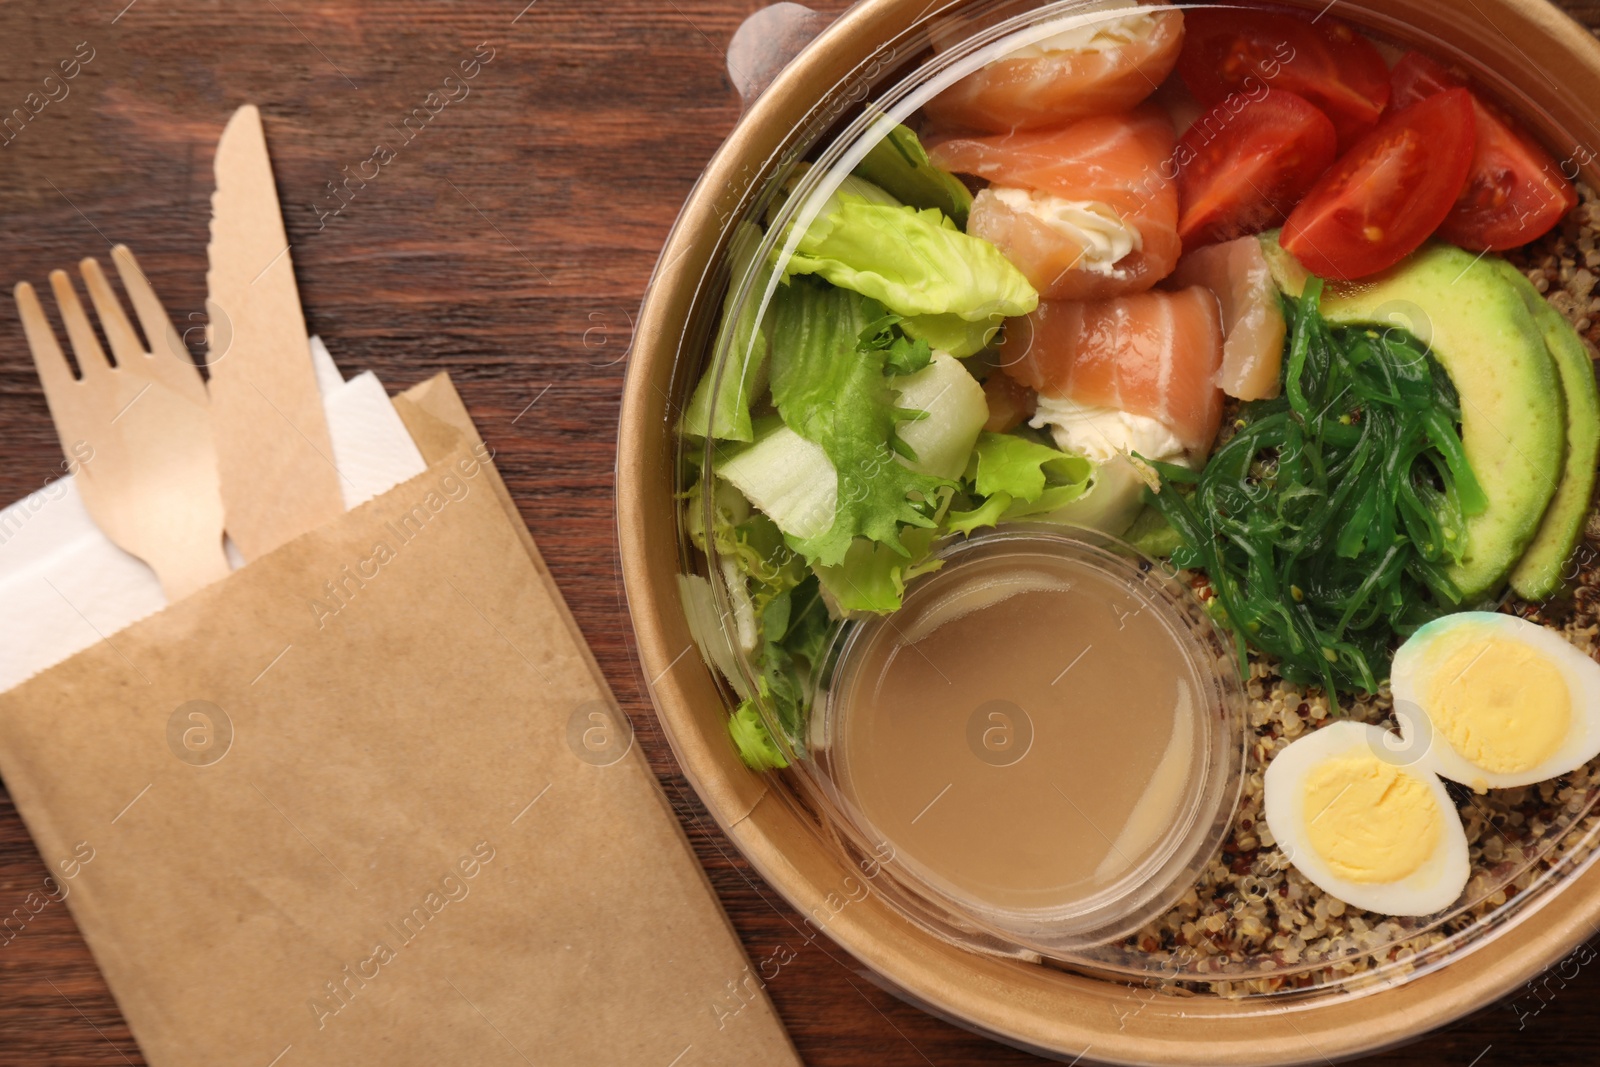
(684, 476), (807, 621)
(858, 312), (933, 376)
(683, 221), (776, 442)
(767, 276), (950, 567)
(779, 191), (1036, 357)
(815, 526), (944, 614)
(1124, 505), (1184, 558)
(773, 576), (831, 669)
(950, 432), (1094, 534)
(729, 702), (788, 770)
(676, 573), (751, 700)
(716, 417), (839, 542)
(899, 311), (1004, 359)
(854, 122), (974, 229)
(969, 431), (1093, 499)
(947, 494), (1011, 537)
(756, 578), (828, 737)
(684, 483), (832, 770)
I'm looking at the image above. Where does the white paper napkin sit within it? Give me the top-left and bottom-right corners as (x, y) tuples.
(315, 339), (426, 511)
(0, 338), (428, 691)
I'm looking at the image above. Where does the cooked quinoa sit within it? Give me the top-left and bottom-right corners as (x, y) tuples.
(1506, 181), (1600, 346)
(1112, 186), (1600, 998)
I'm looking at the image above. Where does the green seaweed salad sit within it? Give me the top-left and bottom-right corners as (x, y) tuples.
(1144, 279), (1486, 697)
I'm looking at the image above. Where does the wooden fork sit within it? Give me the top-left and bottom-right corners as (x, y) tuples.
(14, 246), (230, 601)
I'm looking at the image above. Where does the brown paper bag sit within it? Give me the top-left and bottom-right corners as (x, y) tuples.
(0, 375), (798, 1067)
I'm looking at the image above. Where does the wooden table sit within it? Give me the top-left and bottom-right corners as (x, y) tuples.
(0, 2), (1597, 1063)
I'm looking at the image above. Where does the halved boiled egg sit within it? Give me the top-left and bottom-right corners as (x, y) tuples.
(1263, 721), (1469, 916)
(1392, 612), (1600, 791)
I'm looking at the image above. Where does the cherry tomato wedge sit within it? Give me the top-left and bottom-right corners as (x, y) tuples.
(1390, 50), (1578, 250)
(1283, 88), (1477, 281)
(1175, 90), (1338, 252)
(1177, 10), (1390, 150)
(1389, 50), (1461, 106)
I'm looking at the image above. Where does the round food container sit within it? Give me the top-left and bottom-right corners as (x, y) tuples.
(811, 525), (1247, 956)
(618, 2), (1600, 1062)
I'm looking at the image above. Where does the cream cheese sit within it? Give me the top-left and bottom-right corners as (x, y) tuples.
(1006, 5), (1161, 59)
(1029, 394), (1183, 464)
(989, 187), (1140, 276)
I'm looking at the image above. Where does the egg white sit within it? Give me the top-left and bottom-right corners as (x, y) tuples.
(1263, 721), (1470, 916)
(1392, 611), (1600, 789)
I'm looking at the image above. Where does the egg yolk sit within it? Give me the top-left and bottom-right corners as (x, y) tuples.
(1427, 635), (1570, 774)
(1302, 753), (1442, 883)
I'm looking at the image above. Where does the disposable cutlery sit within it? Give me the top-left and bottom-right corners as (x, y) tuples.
(14, 247), (230, 600)
(205, 103), (344, 559)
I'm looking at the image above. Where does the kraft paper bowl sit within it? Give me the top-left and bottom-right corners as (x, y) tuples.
(617, 2), (1600, 1062)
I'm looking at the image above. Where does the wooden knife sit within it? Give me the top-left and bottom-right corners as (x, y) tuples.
(206, 104), (344, 560)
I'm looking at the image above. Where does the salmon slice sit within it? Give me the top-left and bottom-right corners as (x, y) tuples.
(1168, 236), (1287, 402)
(925, 4), (1185, 134)
(930, 107), (1181, 301)
(1004, 287), (1225, 455)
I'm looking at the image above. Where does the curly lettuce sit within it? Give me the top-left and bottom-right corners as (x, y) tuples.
(950, 432), (1095, 535)
(767, 277), (951, 567)
(815, 525), (945, 615)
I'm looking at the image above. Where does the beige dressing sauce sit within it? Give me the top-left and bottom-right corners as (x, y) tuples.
(836, 552), (1199, 912)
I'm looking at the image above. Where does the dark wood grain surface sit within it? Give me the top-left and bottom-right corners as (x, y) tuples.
(1, 2), (1598, 1064)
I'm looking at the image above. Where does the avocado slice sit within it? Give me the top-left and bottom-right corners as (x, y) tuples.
(1259, 237), (1566, 601)
(1490, 260), (1600, 599)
